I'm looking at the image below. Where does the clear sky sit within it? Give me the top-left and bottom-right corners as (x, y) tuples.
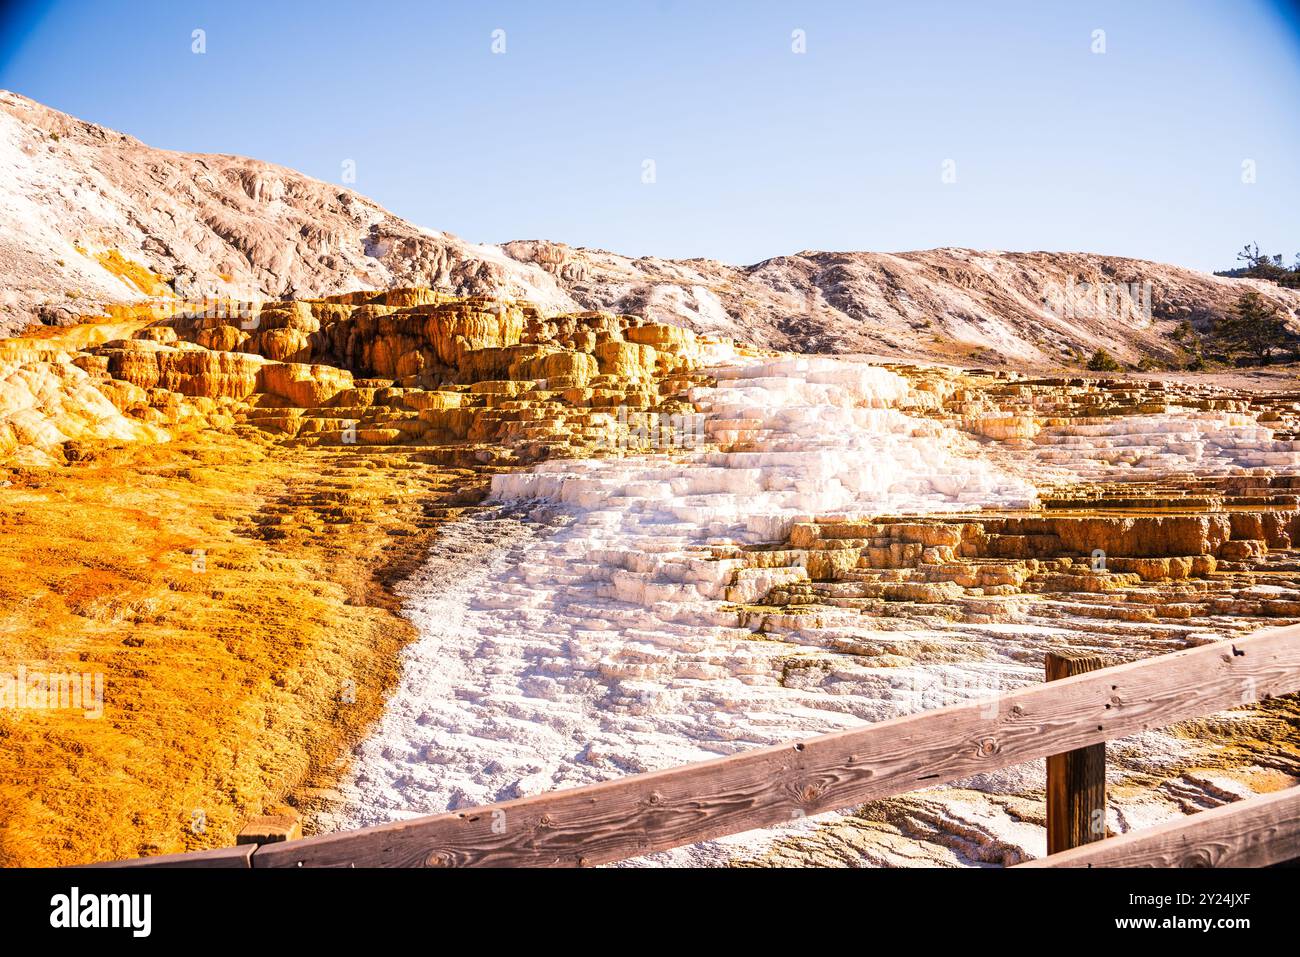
(1, 0), (1298, 272)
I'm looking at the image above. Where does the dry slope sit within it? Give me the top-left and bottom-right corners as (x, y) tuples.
(4, 90), (1297, 366)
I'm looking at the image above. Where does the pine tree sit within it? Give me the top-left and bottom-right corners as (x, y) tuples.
(1086, 348), (1122, 372)
(1213, 291), (1290, 363)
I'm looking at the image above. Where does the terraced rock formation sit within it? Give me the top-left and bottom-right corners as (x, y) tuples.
(1, 288), (1298, 867)
(2, 289), (740, 468)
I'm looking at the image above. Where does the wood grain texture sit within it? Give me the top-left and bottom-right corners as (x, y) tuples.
(84, 844), (255, 868)
(1018, 786), (1300, 867)
(244, 624), (1300, 868)
(1045, 651), (1107, 854)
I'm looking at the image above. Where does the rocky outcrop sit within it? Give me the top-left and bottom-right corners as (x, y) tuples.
(0, 342), (169, 465)
(0, 289), (742, 468)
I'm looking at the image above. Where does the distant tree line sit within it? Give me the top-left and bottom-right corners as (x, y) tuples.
(1083, 243), (1298, 372)
(1215, 242), (1300, 289)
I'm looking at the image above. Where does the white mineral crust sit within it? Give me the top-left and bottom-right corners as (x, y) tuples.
(321, 356), (1297, 865)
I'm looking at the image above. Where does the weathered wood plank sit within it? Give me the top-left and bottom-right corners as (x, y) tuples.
(251, 625), (1300, 868)
(237, 812), (302, 845)
(83, 844), (255, 868)
(1045, 650), (1107, 853)
(1018, 786), (1300, 868)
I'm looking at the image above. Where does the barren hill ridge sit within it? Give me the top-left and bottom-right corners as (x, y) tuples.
(3, 90), (1296, 365)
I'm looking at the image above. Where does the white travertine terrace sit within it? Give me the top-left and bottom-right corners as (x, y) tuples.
(324, 358), (1039, 856)
(496, 356), (1037, 534)
(324, 356), (1300, 865)
(1027, 414), (1300, 476)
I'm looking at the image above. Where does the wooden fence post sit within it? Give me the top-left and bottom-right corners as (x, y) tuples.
(236, 812), (302, 846)
(1045, 650), (1107, 854)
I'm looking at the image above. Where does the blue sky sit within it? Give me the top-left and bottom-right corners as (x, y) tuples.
(1, 0), (1298, 271)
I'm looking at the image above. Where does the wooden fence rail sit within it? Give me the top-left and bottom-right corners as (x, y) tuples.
(92, 624), (1300, 868)
(1018, 786), (1300, 868)
(88, 845), (256, 869)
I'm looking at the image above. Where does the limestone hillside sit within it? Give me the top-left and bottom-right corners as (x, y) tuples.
(4, 90), (1297, 365)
